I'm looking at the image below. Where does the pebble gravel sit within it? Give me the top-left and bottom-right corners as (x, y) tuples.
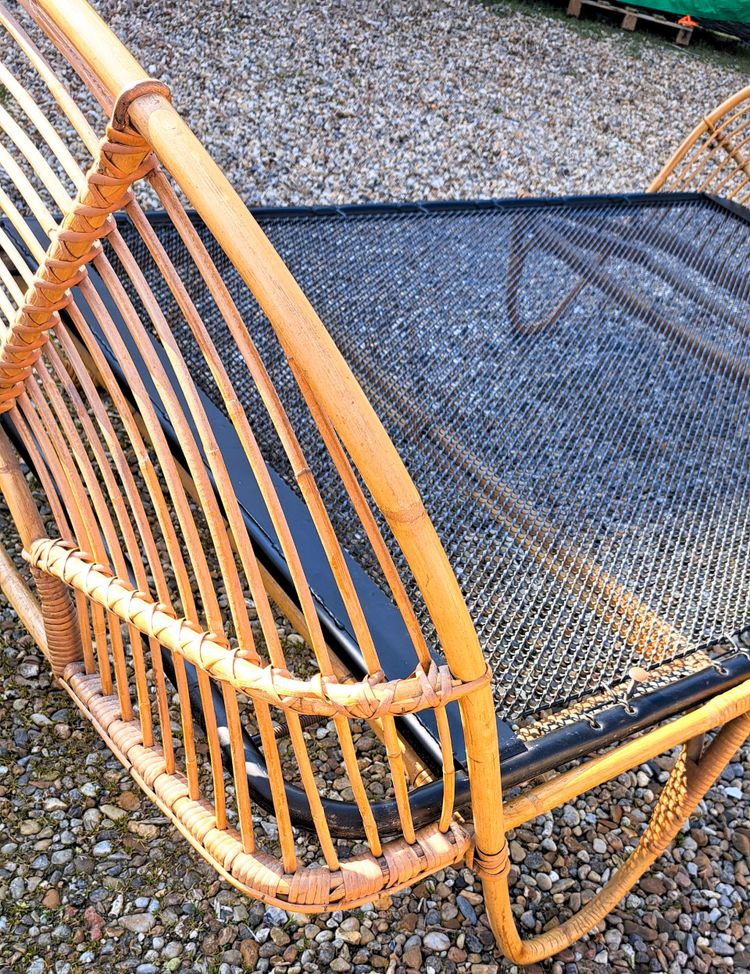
(2, 1), (750, 973)
(90, 0), (745, 203)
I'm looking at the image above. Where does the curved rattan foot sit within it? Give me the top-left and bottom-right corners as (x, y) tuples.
(481, 712), (750, 965)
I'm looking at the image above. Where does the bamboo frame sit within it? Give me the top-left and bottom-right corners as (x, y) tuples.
(0, 520), (46, 649)
(649, 85), (750, 198)
(0, 2), (746, 962)
(0, 0), (487, 903)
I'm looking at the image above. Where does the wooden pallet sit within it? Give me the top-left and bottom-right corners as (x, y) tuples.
(566, 0), (694, 45)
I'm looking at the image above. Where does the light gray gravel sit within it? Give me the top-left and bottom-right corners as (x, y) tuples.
(1, 1), (750, 973)
(89, 0), (746, 204)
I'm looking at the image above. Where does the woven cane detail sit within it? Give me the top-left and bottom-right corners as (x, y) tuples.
(640, 750), (691, 856)
(0, 124), (155, 413)
(30, 564), (82, 675)
(129, 745), (167, 789)
(233, 852), (284, 897)
(176, 799), (216, 842)
(111, 80), (171, 129)
(340, 856), (385, 901)
(87, 692), (121, 731)
(417, 822), (459, 873)
(289, 867), (330, 906)
(382, 841), (421, 886)
(204, 827), (243, 871)
(472, 841), (510, 879)
(25, 538), (489, 719)
(109, 721), (143, 754)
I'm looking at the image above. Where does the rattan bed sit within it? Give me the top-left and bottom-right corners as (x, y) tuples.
(0, 1), (748, 963)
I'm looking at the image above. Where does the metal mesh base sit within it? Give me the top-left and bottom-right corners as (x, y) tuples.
(110, 194), (750, 723)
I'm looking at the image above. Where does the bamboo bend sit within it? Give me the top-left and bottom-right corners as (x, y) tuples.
(0, 0), (747, 962)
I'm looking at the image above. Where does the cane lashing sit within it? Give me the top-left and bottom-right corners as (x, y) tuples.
(29, 561), (81, 674)
(0, 123), (155, 411)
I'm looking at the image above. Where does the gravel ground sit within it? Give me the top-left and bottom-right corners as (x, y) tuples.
(92, 0), (745, 203)
(2, 1), (750, 973)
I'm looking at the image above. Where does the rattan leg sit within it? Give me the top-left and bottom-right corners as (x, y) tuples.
(481, 712), (750, 965)
(0, 543), (46, 649)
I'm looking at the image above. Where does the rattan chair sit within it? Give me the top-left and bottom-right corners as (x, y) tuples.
(649, 83), (750, 198)
(0, 3), (748, 964)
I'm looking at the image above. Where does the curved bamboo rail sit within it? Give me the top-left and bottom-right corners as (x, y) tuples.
(26, 537), (490, 720)
(649, 84), (750, 197)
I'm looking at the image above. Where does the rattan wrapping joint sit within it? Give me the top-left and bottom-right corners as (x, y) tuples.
(25, 537), (489, 718)
(0, 108), (156, 412)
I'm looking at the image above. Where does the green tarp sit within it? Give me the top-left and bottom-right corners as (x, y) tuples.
(625, 0), (750, 18)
